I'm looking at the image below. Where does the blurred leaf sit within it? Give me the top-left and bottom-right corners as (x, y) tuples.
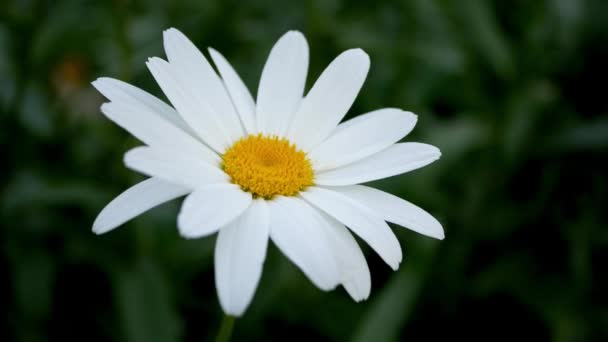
(0, 25), (17, 112)
(503, 80), (558, 161)
(13, 253), (55, 321)
(352, 239), (438, 342)
(2, 171), (107, 214)
(408, 0), (465, 73)
(551, 0), (585, 49)
(127, 14), (168, 75)
(454, 0), (514, 78)
(19, 83), (54, 138)
(115, 260), (181, 342)
(409, 42), (465, 73)
(30, 1), (101, 65)
(547, 118), (608, 151)
(426, 115), (488, 161)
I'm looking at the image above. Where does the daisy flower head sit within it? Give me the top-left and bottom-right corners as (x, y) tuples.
(92, 28), (444, 316)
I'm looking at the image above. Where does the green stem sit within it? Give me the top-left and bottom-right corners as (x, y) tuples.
(214, 315), (236, 342)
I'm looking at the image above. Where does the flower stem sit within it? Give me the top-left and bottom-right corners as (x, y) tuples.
(214, 314), (236, 342)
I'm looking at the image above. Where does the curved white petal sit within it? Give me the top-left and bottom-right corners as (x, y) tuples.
(330, 107), (413, 135)
(215, 199), (269, 316)
(287, 49), (370, 151)
(327, 185), (444, 240)
(92, 77), (195, 136)
(309, 109), (417, 171)
(100, 102), (218, 164)
(208, 48), (257, 134)
(300, 187), (402, 270)
(317, 211), (371, 301)
(178, 184), (252, 239)
(315, 143), (441, 186)
(256, 31), (308, 136)
(268, 196), (340, 290)
(163, 29), (244, 146)
(124, 146), (228, 189)
(146, 57), (229, 153)
(331, 109), (371, 134)
(92, 177), (189, 235)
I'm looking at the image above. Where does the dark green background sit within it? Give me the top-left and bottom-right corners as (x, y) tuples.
(2, 0), (607, 341)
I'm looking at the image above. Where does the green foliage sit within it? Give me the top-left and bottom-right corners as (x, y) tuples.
(2, 0), (607, 341)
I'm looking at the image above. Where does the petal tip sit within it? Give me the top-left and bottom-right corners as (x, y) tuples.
(91, 220), (111, 235)
(353, 294), (370, 303)
(91, 224), (102, 234)
(176, 213), (191, 236)
(181, 232), (205, 240)
(207, 47), (219, 55)
(176, 221), (201, 240)
(402, 110), (418, 120)
(425, 144), (442, 159)
(90, 78), (103, 87)
(147, 56), (162, 64)
(351, 47), (368, 55)
(91, 78), (111, 93)
(279, 30), (308, 47)
(389, 256), (402, 271)
(146, 56), (168, 66)
(163, 27), (182, 37)
(318, 281), (340, 292)
(285, 30), (305, 38)
(348, 48), (370, 63)
(221, 307), (244, 317)
(345, 285), (371, 302)
(435, 227), (445, 240)
(178, 232), (199, 240)
(176, 211), (213, 240)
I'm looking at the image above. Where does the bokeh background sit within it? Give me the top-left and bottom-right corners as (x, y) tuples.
(2, 0), (607, 341)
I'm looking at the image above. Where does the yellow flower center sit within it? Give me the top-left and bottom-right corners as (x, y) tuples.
(222, 134), (314, 199)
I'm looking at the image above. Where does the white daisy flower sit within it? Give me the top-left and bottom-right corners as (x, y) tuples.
(92, 28), (444, 316)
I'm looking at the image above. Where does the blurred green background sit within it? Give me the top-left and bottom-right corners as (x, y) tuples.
(2, 0), (607, 341)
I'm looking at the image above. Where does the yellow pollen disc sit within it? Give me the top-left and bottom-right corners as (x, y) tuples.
(221, 134), (314, 198)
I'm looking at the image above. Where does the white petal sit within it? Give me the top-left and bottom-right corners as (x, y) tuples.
(208, 48), (257, 134)
(318, 211), (371, 301)
(100, 102), (219, 164)
(124, 146), (228, 189)
(256, 31), (308, 136)
(178, 184), (252, 239)
(146, 57), (230, 153)
(327, 185), (444, 240)
(92, 177), (189, 234)
(162, 28), (244, 147)
(315, 143), (441, 186)
(309, 109), (417, 171)
(268, 196), (340, 290)
(287, 49), (370, 151)
(300, 187), (402, 270)
(215, 199), (269, 316)
(330, 107), (412, 135)
(92, 77), (195, 136)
